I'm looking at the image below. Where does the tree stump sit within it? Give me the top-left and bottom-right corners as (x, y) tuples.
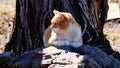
(5, 0), (114, 57)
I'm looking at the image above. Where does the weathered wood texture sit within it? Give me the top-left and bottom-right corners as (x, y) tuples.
(1, 46), (120, 68)
(5, 0), (110, 55)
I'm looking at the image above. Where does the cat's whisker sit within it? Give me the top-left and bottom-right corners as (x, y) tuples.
(50, 23), (55, 28)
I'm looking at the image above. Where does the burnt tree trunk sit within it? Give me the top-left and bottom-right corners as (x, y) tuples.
(5, 0), (110, 55)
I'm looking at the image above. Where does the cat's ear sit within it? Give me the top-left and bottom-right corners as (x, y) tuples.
(53, 9), (61, 15)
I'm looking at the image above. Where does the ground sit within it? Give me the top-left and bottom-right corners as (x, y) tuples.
(0, 0), (15, 53)
(104, 21), (120, 53)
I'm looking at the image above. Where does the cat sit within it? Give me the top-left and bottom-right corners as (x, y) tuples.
(43, 10), (83, 48)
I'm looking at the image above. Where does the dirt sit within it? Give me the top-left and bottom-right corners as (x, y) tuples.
(0, 0), (15, 53)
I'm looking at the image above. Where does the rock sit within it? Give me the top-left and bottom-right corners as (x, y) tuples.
(0, 45), (120, 68)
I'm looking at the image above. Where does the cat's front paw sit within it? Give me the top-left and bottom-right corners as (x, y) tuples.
(54, 40), (70, 46)
(70, 42), (82, 48)
(64, 40), (70, 46)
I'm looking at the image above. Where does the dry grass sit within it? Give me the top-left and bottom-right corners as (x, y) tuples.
(0, 8), (14, 19)
(104, 22), (120, 39)
(0, 0), (16, 19)
(105, 33), (120, 40)
(0, 0), (15, 53)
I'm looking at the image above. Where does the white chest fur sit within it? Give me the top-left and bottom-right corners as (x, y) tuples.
(51, 23), (82, 42)
(52, 23), (72, 39)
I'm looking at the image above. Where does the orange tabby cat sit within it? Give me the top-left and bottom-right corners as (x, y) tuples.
(43, 10), (83, 48)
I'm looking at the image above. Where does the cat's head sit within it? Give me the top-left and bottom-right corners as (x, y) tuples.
(51, 10), (73, 30)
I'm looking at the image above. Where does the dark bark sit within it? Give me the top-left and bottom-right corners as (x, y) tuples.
(5, 0), (110, 55)
(1, 46), (120, 68)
